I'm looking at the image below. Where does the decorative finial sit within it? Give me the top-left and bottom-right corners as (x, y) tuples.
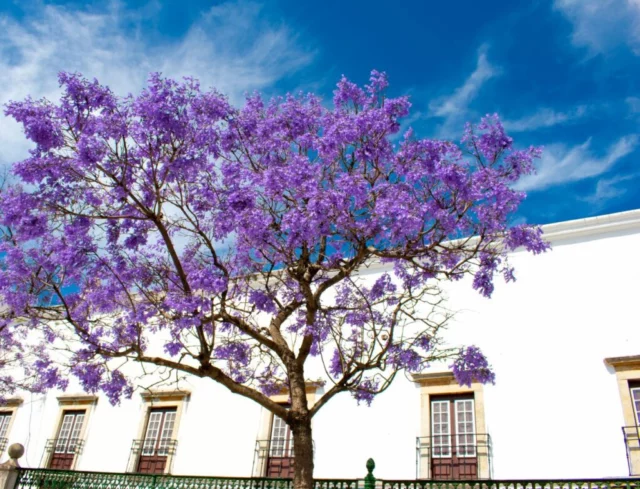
(366, 458), (375, 474)
(3, 443), (24, 468)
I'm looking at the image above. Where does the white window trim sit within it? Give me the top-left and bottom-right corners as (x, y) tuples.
(631, 386), (640, 425)
(430, 400), (451, 459)
(454, 399), (477, 458)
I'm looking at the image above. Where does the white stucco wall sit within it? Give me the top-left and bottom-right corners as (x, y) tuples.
(2, 210), (640, 480)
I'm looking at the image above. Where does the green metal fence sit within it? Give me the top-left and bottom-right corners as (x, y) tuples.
(12, 460), (640, 489)
(13, 468), (357, 489)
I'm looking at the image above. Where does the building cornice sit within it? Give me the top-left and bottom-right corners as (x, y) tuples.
(57, 394), (99, 405)
(604, 354), (640, 372)
(0, 398), (23, 407)
(140, 389), (191, 402)
(540, 209), (640, 244)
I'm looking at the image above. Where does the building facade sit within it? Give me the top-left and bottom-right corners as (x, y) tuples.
(1, 210), (639, 480)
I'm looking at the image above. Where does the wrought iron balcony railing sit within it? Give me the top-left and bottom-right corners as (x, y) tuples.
(252, 439), (301, 477)
(416, 433), (493, 479)
(127, 438), (179, 474)
(0, 437), (7, 453)
(130, 438), (178, 457)
(623, 425), (640, 476)
(44, 438), (85, 454)
(254, 439), (295, 459)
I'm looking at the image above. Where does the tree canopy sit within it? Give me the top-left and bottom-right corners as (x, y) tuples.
(0, 69), (546, 430)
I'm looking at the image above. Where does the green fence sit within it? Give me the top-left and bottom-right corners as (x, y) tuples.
(12, 459), (640, 489)
(13, 468), (357, 489)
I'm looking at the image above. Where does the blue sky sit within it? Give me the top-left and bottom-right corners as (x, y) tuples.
(0, 0), (638, 225)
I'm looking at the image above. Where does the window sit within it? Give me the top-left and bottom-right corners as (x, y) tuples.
(455, 399), (477, 457)
(0, 398), (22, 454)
(265, 414), (295, 478)
(0, 412), (13, 453)
(428, 395), (478, 479)
(631, 383), (640, 425)
(604, 355), (640, 476)
(44, 395), (96, 471)
(252, 383), (322, 478)
(136, 407), (178, 474)
(413, 371), (491, 480)
(129, 390), (189, 475)
(49, 410), (86, 469)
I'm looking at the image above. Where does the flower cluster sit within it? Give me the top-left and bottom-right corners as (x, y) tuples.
(451, 346), (496, 387)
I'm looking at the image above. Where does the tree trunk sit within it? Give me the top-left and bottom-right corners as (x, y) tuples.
(291, 418), (314, 489)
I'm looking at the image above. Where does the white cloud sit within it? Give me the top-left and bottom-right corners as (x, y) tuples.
(428, 45), (499, 137)
(626, 96), (640, 113)
(554, 0), (640, 55)
(0, 1), (314, 166)
(503, 105), (587, 132)
(514, 135), (639, 191)
(583, 173), (639, 204)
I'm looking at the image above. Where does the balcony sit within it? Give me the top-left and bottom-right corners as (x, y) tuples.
(128, 438), (178, 474)
(416, 433), (493, 480)
(253, 439), (296, 478)
(623, 426), (640, 476)
(44, 438), (85, 455)
(43, 438), (85, 470)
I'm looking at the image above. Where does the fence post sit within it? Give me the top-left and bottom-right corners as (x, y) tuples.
(0, 444), (24, 489)
(364, 459), (375, 489)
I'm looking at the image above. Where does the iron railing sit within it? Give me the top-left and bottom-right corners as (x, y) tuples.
(130, 438), (178, 457)
(12, 466), (640, 489)
(127, 438), (178, 473)
(252, 439), (314, 477)
(44, 438), (85, 455)
(0, 437), (7, 453)
(623, 426), (640, 476)
(380, 481), (640, 489)
(416, 434), (493, 480)
(14, 468), (359, 489)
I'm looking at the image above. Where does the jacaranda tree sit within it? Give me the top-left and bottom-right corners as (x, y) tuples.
(0, 71), (547, 488)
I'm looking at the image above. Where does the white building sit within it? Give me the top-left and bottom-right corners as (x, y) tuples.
(1, 209), (639, 481)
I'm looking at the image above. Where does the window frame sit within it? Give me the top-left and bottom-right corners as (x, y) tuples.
(129, 390), (190, 475)
(44, 395), (97, 470)
(0, 400), (21, 454)
(430, 400), (452, 458)
(413, 371), (490, 479)
(603, 355), (640, 476)
(629, 383), (640, 426)
(268, 413), (294, 458)
(253, 383), (322, 477)
(454, 398), (477, 458)
(53, 410), (86, 454)
(141, 407), (178, 457)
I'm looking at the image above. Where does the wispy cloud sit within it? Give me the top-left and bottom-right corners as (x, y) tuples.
(582, 173), (640, 205)
(554, 0), (640, 55)
(626, 96), (640, 113)
(514, 135), (639, 191)
(503, 105), (587, 132)
(0, 1), (315, 166)
(428, 45), (500, 137)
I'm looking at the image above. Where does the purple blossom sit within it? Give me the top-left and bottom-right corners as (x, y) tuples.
(451, 346), (496, 387)
(352, 378), (380, 406)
